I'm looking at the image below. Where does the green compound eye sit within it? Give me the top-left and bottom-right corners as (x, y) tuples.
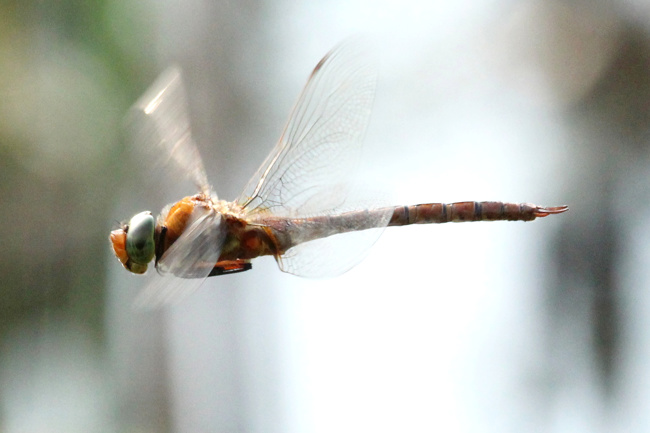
(126, 211), (156, 266)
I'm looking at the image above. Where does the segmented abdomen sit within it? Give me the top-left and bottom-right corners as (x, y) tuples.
(388, 201), (568, 226)
(261, 201), (567, 252)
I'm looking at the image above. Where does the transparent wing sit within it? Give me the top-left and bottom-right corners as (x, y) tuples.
(278, 227), (387, 279)
(237, 40), (393, 277)
(276, 194), (392, 278)
(134, 207), (225, 309)
(237, 40), (377, 217)
(125, 67), (212, 197)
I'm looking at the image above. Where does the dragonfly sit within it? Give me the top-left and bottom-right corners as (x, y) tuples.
(110, 41), (568, 305)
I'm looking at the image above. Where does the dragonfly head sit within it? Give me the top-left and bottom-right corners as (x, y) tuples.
(110, 211), (156, 274)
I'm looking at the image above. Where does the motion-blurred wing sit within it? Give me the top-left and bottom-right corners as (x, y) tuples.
(125, 67), (212, 197)
(237, 40), (377, 217)
(134, 207), (225, 308)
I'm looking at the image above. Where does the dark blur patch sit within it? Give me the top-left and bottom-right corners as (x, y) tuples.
(549, 26), (650, 395)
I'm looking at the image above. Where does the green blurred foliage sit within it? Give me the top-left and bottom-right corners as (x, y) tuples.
(0, 1), (174, 430)
(0, 0), (157, 351)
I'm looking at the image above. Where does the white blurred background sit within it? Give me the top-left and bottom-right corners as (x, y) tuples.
(2, 0), (650, 431)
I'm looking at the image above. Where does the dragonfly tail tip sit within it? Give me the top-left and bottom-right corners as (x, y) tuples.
(533, 205), (569, 218)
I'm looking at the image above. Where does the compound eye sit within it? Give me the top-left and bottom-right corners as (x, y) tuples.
(126, 211), (156, 266)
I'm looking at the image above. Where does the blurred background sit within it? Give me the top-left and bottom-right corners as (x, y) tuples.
(1, 0), (649, 431)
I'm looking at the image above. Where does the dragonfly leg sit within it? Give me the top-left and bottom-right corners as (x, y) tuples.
(209, 260), (253, 277)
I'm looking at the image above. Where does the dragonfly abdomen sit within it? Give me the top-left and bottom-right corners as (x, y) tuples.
(389, 201), (568, 226)
(260, 201), (567, 253)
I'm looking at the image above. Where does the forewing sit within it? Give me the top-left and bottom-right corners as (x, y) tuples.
(134, 207), (225, 308)
(237, 40), (377, 217)
(125, 67), (212, 197)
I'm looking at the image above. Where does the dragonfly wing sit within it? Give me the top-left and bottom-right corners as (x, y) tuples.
(134, 206), (225, 308)
(125, 67), (212, 197)
(237, 40), (377, 217)
(277, 195), (392, 278)
(236, 41), (393, 278)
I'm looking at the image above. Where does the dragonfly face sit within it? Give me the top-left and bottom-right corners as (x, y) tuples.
(111, 195), (218, 276)
(110, 211), (156, 274)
